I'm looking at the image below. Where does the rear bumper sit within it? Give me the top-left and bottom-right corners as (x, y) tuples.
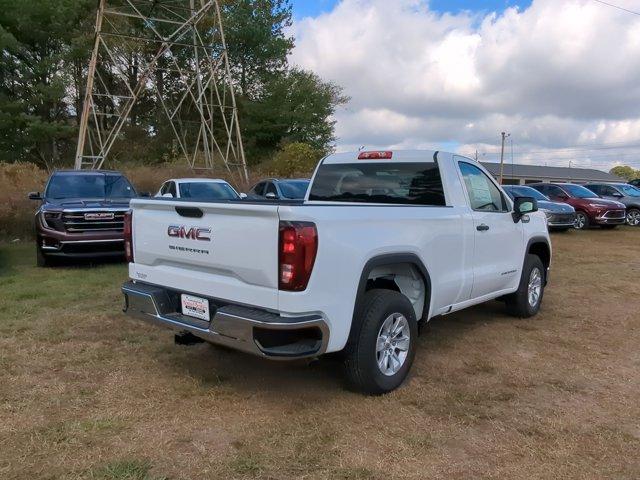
(121, 281), (329, 360)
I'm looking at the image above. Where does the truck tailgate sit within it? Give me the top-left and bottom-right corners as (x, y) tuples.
(129, 199), (280, 310)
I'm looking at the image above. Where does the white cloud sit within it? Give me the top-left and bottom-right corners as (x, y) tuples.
(291, 0), (640, 170)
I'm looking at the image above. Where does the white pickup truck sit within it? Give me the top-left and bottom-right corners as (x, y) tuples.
(121, 150), (551, 394)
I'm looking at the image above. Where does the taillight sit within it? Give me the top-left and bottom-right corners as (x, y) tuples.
(279, 221), (318, 291)
(358, 151), (393, 160)
(124, 210), (134, 263)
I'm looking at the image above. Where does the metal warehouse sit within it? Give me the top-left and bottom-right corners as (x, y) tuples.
(481, 162), (624, 185)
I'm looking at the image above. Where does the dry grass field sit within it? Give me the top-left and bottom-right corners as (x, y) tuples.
(1, 228), (639, 479)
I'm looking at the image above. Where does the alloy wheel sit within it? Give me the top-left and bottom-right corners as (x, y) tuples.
(375, 313), (411, 376)
(574, 213), (586, 230)
(626, 210), (640, 226)
(528, 267), (543, 308)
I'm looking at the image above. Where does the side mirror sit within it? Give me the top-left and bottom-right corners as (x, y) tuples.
(162, 193), (174, 198)
(139, 192), (151, 198)
(28, 192), (42, 201)
(612, 192), (623, 198)
(513, 196), (537, 222)
(557, 194), (569, 200)
(239, 193), (248, 199)
(265, 192), (277, 200)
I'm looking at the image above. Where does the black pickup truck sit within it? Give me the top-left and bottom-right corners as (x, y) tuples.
(28, 170), (140, 266)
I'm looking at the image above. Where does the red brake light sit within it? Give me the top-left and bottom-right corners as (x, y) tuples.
(279, 221), (318, 291)
(358, 151), (393, 160)
(124, 210), (134, 263)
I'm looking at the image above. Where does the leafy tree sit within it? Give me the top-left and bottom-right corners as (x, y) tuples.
(222, 0), (294, 95)
(610, 165), (640, 181)
(242, 68), (348, 162)
(0, 0), (94, 169)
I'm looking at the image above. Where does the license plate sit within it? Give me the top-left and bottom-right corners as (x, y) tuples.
(181, 294), (210, 321)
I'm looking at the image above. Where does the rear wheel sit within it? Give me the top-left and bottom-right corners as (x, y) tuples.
(626, 208), (640, 226)
(573, 211), (589, 230)
(344, 290), (418, 395)
(505, 254), (545, 318)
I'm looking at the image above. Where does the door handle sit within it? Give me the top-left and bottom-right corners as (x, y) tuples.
(476, 224), (490, 232)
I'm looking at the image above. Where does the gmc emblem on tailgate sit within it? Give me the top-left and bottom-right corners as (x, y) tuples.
(168, 225), (211, 241)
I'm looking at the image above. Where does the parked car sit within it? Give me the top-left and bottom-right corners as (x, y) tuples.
(584, 183), (640, 226)
(629, 179), (640, 188)
(529, 183), (626, 230)
(121, 150), (551, 394)
(503, 185), (576, 231)
(248, 178), (310, 200)
(28, 170), (139, 267)
(156, 178), (243, 200)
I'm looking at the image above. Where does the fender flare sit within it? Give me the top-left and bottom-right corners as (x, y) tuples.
(347, 253), (432, 346)
(525, 236), (551, 285)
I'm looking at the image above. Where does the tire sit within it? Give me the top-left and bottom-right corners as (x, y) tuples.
(36, 243), (50, 268)
(573, 211), (589, 230)
(505, 254), (545, 318)
(344, 289), (418, 395)
(627, 208), (640, 226)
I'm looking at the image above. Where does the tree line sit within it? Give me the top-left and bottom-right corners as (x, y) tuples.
(0, 0), (347, 170)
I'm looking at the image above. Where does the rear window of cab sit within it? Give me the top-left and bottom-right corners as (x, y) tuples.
(308, 162), (446, 206)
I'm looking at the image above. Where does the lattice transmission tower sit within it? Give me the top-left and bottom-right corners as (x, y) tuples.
(75, 0), (248, 181)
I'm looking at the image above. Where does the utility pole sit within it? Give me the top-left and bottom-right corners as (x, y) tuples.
(498, 132), (510, 184)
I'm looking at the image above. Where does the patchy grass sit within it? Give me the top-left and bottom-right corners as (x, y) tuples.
(1, 229), (640, 479)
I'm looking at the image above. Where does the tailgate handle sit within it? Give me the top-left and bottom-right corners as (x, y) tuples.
(175, 206), (204, 218)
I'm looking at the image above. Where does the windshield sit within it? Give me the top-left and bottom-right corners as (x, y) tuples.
(278, 180), (309, 199)
(45, 173), (136, 200)
(563, 184), (598, 199)
(617, 184), (640, 197)
(504, 186), (549, 202)
(178, 182), (239, 200)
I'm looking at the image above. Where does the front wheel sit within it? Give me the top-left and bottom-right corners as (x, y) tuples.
(505, 254), (545, 318)
(573, 211), (589, 230)
(344, 289), (418, 395)
(626, 208), (640, 226)
(36, 244), (50, 268)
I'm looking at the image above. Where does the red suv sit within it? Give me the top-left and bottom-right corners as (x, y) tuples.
(530, 183), (626, 230)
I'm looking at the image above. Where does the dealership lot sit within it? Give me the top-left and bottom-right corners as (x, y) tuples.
(1, 229), (639, 479)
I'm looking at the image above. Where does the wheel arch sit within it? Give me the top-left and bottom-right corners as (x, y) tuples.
(526, 237), (551, 285)
(348, 253), (432, 346)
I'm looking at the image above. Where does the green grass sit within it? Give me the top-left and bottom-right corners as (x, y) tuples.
(87, 459), (164, 480)
(0, 243), (128, 339)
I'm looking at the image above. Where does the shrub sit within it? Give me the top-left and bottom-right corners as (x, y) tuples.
(268, 143), (323, 177)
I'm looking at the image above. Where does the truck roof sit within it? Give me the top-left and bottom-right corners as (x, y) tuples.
(53, 169), (123, 174)
(323, 150), (453, 164)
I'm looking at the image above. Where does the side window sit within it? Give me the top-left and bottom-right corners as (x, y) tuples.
(459, 162), (507, 212)
(602, 186), (617, 196)
(265, 182), (278, 197)
(587, 185), (600, 195)
(160, 182), (169, 195)
(167, 181), (177, 198)
(547, 186), (564, 199)
(252, 182), (265, 196)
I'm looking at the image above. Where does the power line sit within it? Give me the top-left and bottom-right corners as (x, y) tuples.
(592, 0), (640, 16)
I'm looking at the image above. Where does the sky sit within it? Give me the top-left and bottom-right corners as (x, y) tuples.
(289, 0), (640, 171)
